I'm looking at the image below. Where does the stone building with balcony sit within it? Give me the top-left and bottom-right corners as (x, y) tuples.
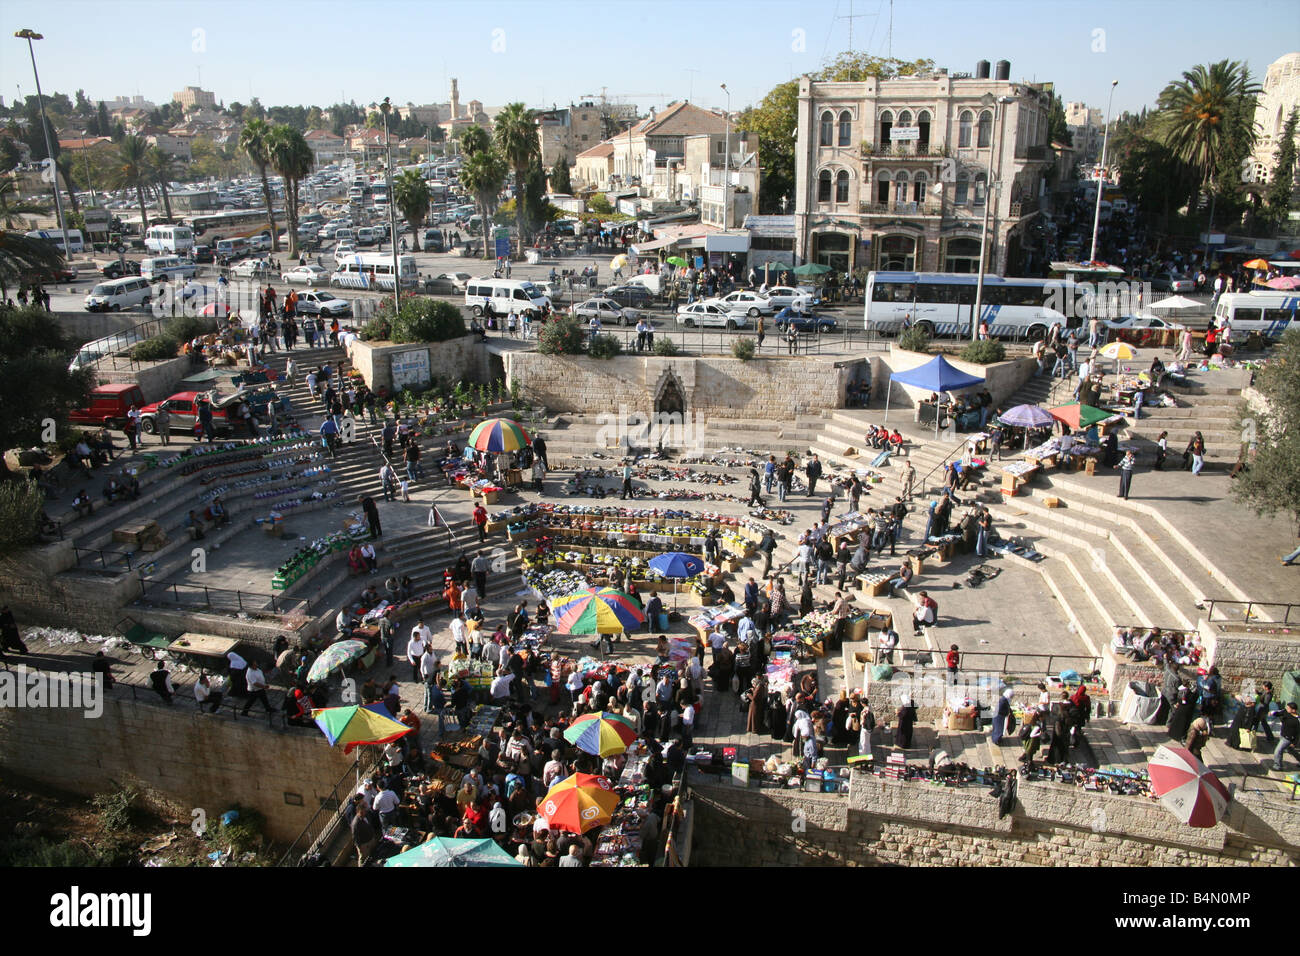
(794, 61), (1054, 276)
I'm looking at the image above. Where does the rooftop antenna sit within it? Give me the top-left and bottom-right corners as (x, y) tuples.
(684, 69), (700, 103)
(836, 1), (869, 56)
(888, 0), (893, 59)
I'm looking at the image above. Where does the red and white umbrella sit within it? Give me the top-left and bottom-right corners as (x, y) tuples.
(1147, 745), (1230, 828)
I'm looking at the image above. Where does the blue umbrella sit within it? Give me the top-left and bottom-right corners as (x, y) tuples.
(648, 551), (705, 610)
(384, 836), (522, 867)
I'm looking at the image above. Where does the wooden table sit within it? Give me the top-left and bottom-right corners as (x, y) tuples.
(168, 633), (240, 668)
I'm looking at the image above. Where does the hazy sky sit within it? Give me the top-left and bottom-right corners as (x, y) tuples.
(2, 0), (1296, 119)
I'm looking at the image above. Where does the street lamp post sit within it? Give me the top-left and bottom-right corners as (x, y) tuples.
(380, 98), (401, 315)
(720, 83), (731, 228)
(971, 94), (1012, 342)
(15, 29), (69, 256)
(1089, 80), (1118, 264)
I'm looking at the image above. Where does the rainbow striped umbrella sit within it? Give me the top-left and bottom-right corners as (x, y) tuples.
(540, 773), (620, 834)
(564, 711), (639, 757)
(313, 704), (412, 754)
(468, 417), (530, 453)
(550, 588), (646, 635)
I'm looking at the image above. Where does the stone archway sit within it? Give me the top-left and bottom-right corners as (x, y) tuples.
(651, 367), (688, 450)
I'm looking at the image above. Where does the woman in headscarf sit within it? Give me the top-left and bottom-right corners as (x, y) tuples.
(857, 698), (875, 758)
(768, 687), (788, 741)
(991, 687), (1014, 745)
(799, 578), (815, 617)
(894, 697), (918, 749)
(1167, 686), (1199, 743)
(831, 690), (852, 747)
(746, 675), (768, 734)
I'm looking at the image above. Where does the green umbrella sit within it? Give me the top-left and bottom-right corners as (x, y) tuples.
(384, 836), (522, 867)
(665, 256), (688, 267)
(793, 263), (831, 276)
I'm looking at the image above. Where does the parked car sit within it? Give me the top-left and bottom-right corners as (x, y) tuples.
(603, 285), (654, 309)
(1148, 272), (1195, 294)
(676, 301), (748, 329)
(422, 230), (445, 252)
(436, 272), (471, 291)
(281, 264), (331, 285)
(1104, 313), (1187, 331)
(574, 297), (635, 326)
(334, 242), (358, 262)
(763, 285), (819, 310)
(293, 288), (352, 318)
(231, 258), (275, 278)
(774, 308), (837, 333)
(68, 383), (146, 429)
(192, 245), (214, 264)
(705, 290), (775, 317)
(101, 259), (142, 279)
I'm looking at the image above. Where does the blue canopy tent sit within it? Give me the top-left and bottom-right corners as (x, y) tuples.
(884, 355), (986, 436)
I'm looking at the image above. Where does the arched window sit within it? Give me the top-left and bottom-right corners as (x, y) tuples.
(944, 237), (982, 273)
(918, 110), (932, 151)
(973, 172), (987, 206)
(838, 111), (852, 146)
(955, 170), (969, 205)
(977, 110), (993, 147)
(958, 110), (973, 148)
(818, 169), (832, 203)
(835, 170), (850, 204)
(879, 235), (916, 271)
(819, 111), (833, 147)
(876, 169), (891, 205)
(893, 170), (910, 204)
(898, 110), (912, 129)
(912, 171), (929, 204)
(879, 110), (893, 151)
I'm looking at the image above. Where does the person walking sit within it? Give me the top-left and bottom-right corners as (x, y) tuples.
(1274, 701), (1300, 773)
(900, 461), (916, 502)
(359, 495), (382, 539)
(1118, 450), (1135, 500)
(472, 502), (488, 542)
(241, 661), (273, 715)
(805, 454), (822, 498)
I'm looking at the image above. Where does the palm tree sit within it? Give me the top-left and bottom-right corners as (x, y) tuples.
(267, 124), (313, 259)
(0, 179), (50, 230)
(147, 146), (179, 223)
(458, 124), (491, 158)
(107, 135), (152, 233)
(460, 147), (508, 260)
(0, 230), (65, 300)
(493, 102), (540, 241)
(1155, 60), (1261, 228)
(239, 118), (279, 252)
(392, 168), (431, 251)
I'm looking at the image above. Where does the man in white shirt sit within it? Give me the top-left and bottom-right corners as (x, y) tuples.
(565, 669), (584, 710)
(709, 629), (727, 663)
(420, 644), (440, 684)
(226, 650), (249, 697)
(408, 620), (431, 682)
(241, 663), (272, 715)
(687, 657), (703, 698)
(359, 542), (377, 574)
(449, 615), (468, 656)
(876, 627), (899, 664)
(461, 583), (479, 614)
(680, 700), (696, 739)
(373, 785), (401, 828)
(335, 607), (356, 638)
(490, 669), (514, 703)
(194, 674), (223, 714)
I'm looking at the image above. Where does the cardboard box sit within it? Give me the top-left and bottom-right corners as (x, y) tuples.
(1085, 458), (1097, 476)
(1044, 496), (1061, 509)
(945, 709), (978, 731)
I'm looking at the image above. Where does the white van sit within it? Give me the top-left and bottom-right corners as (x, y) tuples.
(1212, 291), (1296, 340)
(140, 256), (198, 282)
(215, 237), (250, 259)
(355, 227), (382, 247)
(624, 273), (663, 296)
(26, 228), (85, 255)
(144, 224), (195, 255)
(334, 228), (356, 243)
(68, 328), (147, 370)
(330, 253), (418, 291)
(84, 276), (154, 313)
(464, 278), (552, 317)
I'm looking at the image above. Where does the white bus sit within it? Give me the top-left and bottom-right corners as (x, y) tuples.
(1212, 291), (1296, 339)
(330, 253), (418, 291)
(865, 271), (1082, 340)
(25, 228), (85, 255)
(144, 224), (195, 254)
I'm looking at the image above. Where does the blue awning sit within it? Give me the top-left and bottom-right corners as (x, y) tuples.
(890, 355), (985, 392)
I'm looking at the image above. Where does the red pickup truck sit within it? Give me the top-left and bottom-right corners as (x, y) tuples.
(139, 388), (271, 436)
(68, 383), (146, 430)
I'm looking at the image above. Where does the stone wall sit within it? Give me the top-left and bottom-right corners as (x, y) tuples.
(502, 352), (853, 420)
(872, 347), (1037, 410)
(350, 336), (489, 393)
(689, 770), (1300, 866)
(0, 544), (143, 635)
(49, 309), (139, 348)
(0, 692), (356, 843)
(96, 355), (195, 402)
(1202, 626), (1300, 689)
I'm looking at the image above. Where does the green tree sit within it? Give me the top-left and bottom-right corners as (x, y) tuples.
(1232, 327), (1300, 532)
(97, 102), (110, 139)
(521, 155), (549, 237)
(0, 179), (48, 229)
(306, 106), (325, 130)
(1047, 93), (1072, 147)
(147, 146), (178, 223)
(736, 79), (798, 214)
(459, 147), (508, 259)
(494, 103), (541, 241)
(1155, 60), (1261, 229)
(1265, 108), (1298, 230)
(588, 193), (613, 215)
(107, 135), (152, 232)
(458, 124), (491, 157)
(0, 304), (94, 480)
(0, 137), (21, 173)
(392, 168), (430, 251)
(550, 157), (572, 195)
(0, 231), (63, 300)
(268, 125), (313, 258)
(239, 118), (279, 252)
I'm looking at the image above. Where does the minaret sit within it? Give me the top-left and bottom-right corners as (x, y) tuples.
(449, 78), (460, 120)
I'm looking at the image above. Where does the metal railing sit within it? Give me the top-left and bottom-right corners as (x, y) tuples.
(858, 199), (943, 216)
(916, 432), (985, 497)
(876, 647), (1102, 678)
(136, 576), (315, 616)
(277, 751), (378, 866)
(73, 545), (135, 571)
(1205, 600), (1295, 627)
